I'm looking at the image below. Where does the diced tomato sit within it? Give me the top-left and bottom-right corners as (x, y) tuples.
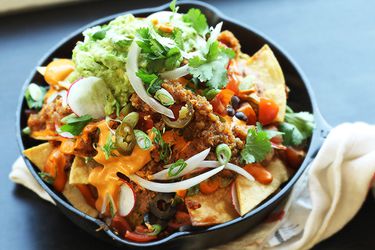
(258, 97), (279, 125)
(111, 215), (132, 236)
(285, 147), (305, 169)
(243, 163), (273, 185)
(44, 59), (74, 86)
(124, 231), (157, 242)
(226, 72), (239, 94)
(199, 177), (220, 194)
(44, 149), (67, 192)
(237, 103), (257, 125)
(210, 89), (235, 115)
(176, 189), (187, 198)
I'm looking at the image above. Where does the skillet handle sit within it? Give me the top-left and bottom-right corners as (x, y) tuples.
(309, 110), (332, 159)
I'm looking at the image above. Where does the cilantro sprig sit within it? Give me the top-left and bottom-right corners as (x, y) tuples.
(25, 84), (47, 110)
(102, 134), (116, 160)
(182, 8), (208, 36)
(189, 41), (235, 89)
(136, 69), (162, 94)
(60, 114), (92, 136)
(240, 127), (272, 164)
(279, 107), (314, 146)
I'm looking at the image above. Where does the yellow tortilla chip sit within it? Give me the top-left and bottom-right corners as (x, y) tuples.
(185, 187), (238, 226)
(235, 159), (289, 216)
(69, 157), (91, 185)
(245, 45), (286, 122)
(62, 183), (98, 218)
(23, 142), (53, 171)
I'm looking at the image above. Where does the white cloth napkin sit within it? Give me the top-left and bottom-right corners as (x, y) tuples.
(9, 122), (375, 249)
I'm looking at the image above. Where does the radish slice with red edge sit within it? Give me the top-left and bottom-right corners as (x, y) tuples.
(118, 182), (136, 217)
(231, 182), (241, 215)
(67, 76), (110, 119)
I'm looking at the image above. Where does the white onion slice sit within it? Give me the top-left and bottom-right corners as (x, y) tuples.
(118, 183), (136, 216)
(151, 148), (210, 180)
(198, 161), (255, 182)
(36, 66), (46, 76)
(146, 11), (182, 24)
(160, 64), (190, 80)
(47, 90), (67, 107)
(231, 182), (241, 215)
(207, 22), (223, 46)
(129, 166), (224, 193)
(126, 41), (174, 119)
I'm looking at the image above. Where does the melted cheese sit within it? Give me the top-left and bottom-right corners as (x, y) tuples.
(88, 121), (152, 213)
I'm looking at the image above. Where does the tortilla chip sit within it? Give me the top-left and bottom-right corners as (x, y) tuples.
(185, 187), (238, 226)
(69, 157), (91, 185)
(62, 183), (98, 218)
(23, 142), (53, 171)
(245, 45), (286, 122)
(235, 159), (289, 216)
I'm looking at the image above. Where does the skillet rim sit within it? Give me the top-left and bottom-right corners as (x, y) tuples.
(16, 0), (330, 247)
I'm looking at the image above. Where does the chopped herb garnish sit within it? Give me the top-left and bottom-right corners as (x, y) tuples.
(182, 8), (208, 36)
(168, 159), (187, 177)
(107, 193), (117, 218)
(38, 172), (54, 185)
(240, 127), (272, 164)
(102, 134), (116, 160)
(60, 114), (92, 136)
(151, 127), (172, 163)
(169, 0), (178, 13)
(92, 26), (109, 41)
(22, 127), (31, 135)
(279, 107), (314, 146)
(146, 224), (163, 236)
(189, 41), (235, 89)
(187, 185), (200, 196)
(136, 69), (162, 94)
(256, 122), (284, 139)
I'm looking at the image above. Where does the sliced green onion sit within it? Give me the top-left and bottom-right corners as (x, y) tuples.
(168, 159), (187, 177)
(146, 224), (162, 236)
(38, 172), (54, 185)
(154, 88), (175, 106)
(216, 143), (231, 165)
(122, 112), (139, 128)
(134, 130), (152, 150)
(22, 127), (31, 135)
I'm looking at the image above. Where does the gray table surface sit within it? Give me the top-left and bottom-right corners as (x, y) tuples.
(0, 0), (374, 249)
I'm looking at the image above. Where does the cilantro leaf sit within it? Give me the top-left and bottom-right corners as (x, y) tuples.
(279, 107), (314, 146)
(183, 8), (208, 35)
(240, 127), (272, 164)
(152, 127), (172, 163)
(256, 122), (284, 139)
(189, 41), (235, 89)
(136, 69), (162, 94)
(60, 114), (92, 136)
(169, 0), (179, 13)
(102, 134), (116, 160)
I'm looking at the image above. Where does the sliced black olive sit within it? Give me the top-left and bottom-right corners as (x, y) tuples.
(115, 122), (136, 155)
(231, 95), (240, 109)
(150, 193), (177, 220)
(235, 111), (248, 122)
(226, 105), (235, 116)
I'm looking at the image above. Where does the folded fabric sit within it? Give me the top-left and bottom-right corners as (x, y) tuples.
(9, 122), (375, 249)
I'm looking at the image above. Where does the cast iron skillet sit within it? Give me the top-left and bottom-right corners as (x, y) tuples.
(16, 1), (331, 249)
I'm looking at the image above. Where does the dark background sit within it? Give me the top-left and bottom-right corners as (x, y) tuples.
(0, 0), (374, 249)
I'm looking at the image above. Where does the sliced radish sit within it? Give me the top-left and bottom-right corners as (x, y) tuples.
(67, 76), (109, 119)
(129, 166), (224, 193)
(231, 182), (240, 215)
(151, 148), (210, 180)
(47, 90), (67, 106)
(118, 182), (136, 217)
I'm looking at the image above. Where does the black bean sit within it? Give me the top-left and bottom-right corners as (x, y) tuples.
(231, 96), (240, 109)
(235, 111), (248, 121)
(227, 105), (235, 116)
